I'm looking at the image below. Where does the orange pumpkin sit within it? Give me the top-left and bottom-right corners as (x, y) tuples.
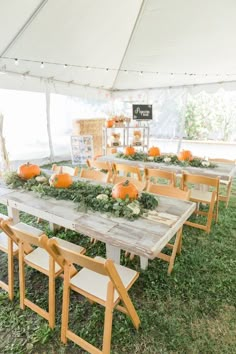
(49, 173), (73, 188)
(112, 180), (138, 200)
(178, 150), (193, 161)
(17, 162), (40, 180)
(124, 146), (135, 156)
(105, 119), (114, 128)
(111, 148), (117, 154)
(148, 146), (161, 157)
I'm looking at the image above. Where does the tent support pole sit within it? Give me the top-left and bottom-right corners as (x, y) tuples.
(45, 82), (54, 162)
(177, 89), (188, 154)
(0, 113), (10, 172)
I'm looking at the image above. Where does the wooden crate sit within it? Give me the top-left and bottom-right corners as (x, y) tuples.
(73, 118), (105, 157)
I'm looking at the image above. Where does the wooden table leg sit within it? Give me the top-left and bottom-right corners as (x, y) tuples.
(140, 257), (149, 270)
(7, 206), (20, 224)
(106, 245), (121, 264)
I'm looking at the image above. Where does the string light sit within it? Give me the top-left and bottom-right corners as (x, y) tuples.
(1, 56), (236, 78)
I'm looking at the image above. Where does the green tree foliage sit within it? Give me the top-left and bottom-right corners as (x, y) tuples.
(184, 90), (236, 141)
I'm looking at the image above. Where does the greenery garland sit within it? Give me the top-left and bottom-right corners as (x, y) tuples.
(116, 152), (217, 168)
(3, 171), (158, 220)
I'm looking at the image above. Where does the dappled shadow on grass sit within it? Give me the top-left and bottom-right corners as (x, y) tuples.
(0, 184), (235, 353)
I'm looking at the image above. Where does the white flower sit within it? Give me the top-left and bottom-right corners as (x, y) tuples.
(35, 176), (47, 183)
(148, 156), (154, 161)
(201, 160), (210, 167)
(127, 202), (141, 215)
(163, 157), (171, 163)
(96, 194), (109, 200)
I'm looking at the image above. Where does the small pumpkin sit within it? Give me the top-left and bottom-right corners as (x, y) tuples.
(49, 172), (73, 188)
(124, 146), (135, 156)
(178, 150), (193, 161)
(111, 148), (117, 154)
(148, 146), (161, 157)
(17, 162), (40, 180)
(105, 119), (114, 128)
(112, 180), (138, 200)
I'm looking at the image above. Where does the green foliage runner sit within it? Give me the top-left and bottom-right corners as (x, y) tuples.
(116, 152), (217, 168)
(4, 171), (158, 220)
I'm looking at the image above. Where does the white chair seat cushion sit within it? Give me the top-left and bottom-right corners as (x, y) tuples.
(25, 247), (61, 273)
(53, 237), (85, 254)
(70, 256), (138, 302)
(0, 231), (18, 252)
(14, 222), (44, 236)
(190, 190), (215, 203)
(219, 179), (230, 185)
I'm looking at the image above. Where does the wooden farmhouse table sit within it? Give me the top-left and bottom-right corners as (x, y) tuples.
(97, 156), (236, 180)
(0, 183), (195, 270)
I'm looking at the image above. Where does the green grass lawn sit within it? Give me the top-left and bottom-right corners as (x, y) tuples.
(0, 180), (235, 353)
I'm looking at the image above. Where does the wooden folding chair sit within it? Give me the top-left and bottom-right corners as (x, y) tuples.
(127, 185), (191, 274)
(52, 164), (79, 176)
(208, 158), (235, 207)
(144, 167), (176, 189)
(180, 172), (220, 233)
(112, 163), (145, 191)
(0, 220), (85, 329)
(80, 168), (110, 183)
(0, 214), (18, 300)
(42, 237), (140, 353)
(86, 159), (113, 182)
(112, 163), (142, 181)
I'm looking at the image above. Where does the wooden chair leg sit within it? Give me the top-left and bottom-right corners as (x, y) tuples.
(49, 257), (55, 329)
(8, 238), (14, 300)
(177, 227), (183, 255)
(18, 242), (25, 310)
(102, 282), (114, 354)
(168, 228), (182, 275)
(61, 265), (70, 344)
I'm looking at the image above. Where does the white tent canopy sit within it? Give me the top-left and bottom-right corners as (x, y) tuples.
(1, 0), (236, 95)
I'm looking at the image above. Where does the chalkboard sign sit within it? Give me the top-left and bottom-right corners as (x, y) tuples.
(133, 104), (152, 120)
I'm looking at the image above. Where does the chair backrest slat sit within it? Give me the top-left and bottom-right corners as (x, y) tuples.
(145, 168), (176, 186)
(10, 224), (44, 247)
(181, 173), (220, 189)
(47, 239), (108, 276)
(80, 168), (109, 183)
(112, 163), (142, 181)
(147, 184), (190, 200)
(87, 159), (111, 171)
(1, 219), (18, 244)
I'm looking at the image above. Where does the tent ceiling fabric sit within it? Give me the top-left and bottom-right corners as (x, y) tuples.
(0, 0), (236, 93)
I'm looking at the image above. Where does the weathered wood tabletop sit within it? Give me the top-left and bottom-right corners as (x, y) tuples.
(0, 184), (195, 269)
(97, 156), (236, 180)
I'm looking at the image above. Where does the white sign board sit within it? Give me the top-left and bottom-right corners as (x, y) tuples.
(71, 135), (94, 165)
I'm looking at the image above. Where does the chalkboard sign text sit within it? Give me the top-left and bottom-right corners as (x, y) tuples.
(133, 104), (152, 120)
